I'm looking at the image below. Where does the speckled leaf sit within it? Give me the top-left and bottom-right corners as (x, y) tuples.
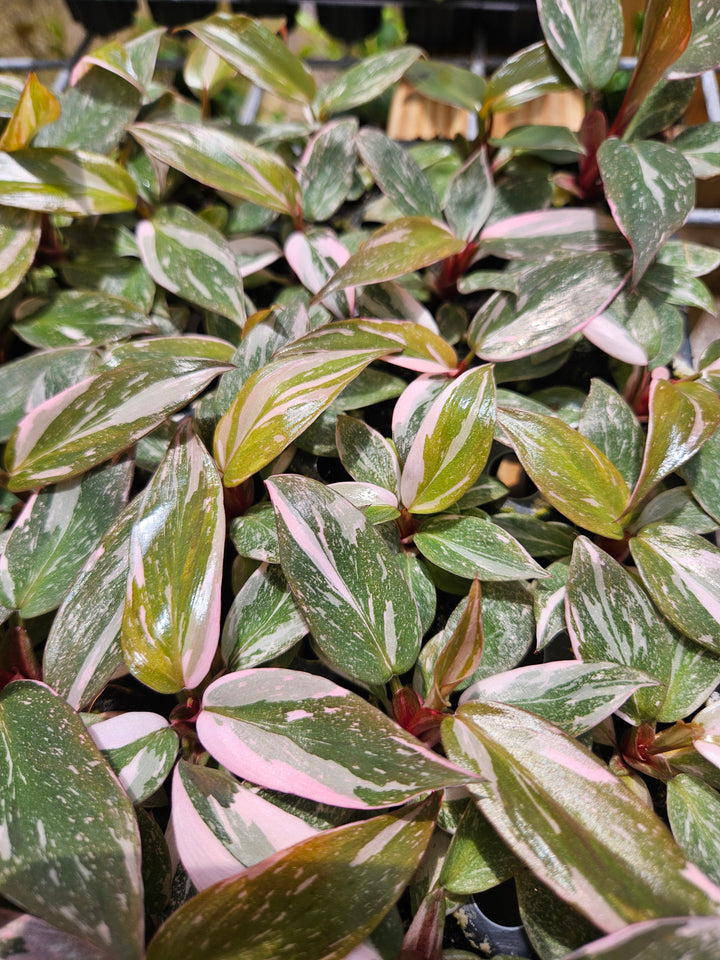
(88, 712), (178, 804)
(414, 515), (546, 582)
(0, 73), (59, 151)
(357, 128), (441, 219)
(228, 504), (279, 563)
(122, 421), (224, 695)
(336, 414), (401, 495)
(315, 218), (465, 299)
(682, 426), (720, 523)
(70, 28), (164, 97)
(129, 122), (302, 217)
(314, 46), (421, 119)
(628, 378), (720, 510)
(440, 801), (519, 895)
(516, 873), (605, 960)
(0, 458), (131, 617)
(534, 559), (569, 650)
(561, 917), (720, 960)
(479, 208), (623, 260)
(485, 42), (573, 114)
(13, 290), (154, 348)
(136, 205), (245, 325)
(298, 118), (358, 222)
(674, 121), (720, 178)
(443, 701), (720, 933)
(0, 148), (136, 215)
(566, 536), (720, 723)
(284, 229), (353, 317)
(469, 253), (628, 361)
(198, 670), (474, 807)
(216, 349), (386, 486)
(497, 406), (630, 538)
(400, 365), (495, 514)
(538, 0), (623, 91)
(5, 339), (233, 491)
(392, 375), (450, 464)
(460, 661), (656, 736)
(578, 378), (644, 489)
(444, 148), (494, 242)
(221, 562), (307, 671)
(0, 910), (111, 960)
(267, 476), (422, 682)
(598, 139), (694, 285)
(42, 499), (136, 710)
(404, 60), (486, 112)
(631, 524), (720, 655)
(0, 681), (143, 960)
(0, 208), (40, 298)
(428, 576), (484, 710)
(670, 0), (720, 76)
(667, 775), (720, 886)
(188, 13), (315, 104)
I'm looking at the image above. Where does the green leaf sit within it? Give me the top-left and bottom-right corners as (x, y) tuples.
(298, 118), (358, 222)
(670, 0), (720, 77)
(428, 576), (484, 710)
(414, 514), (547, 582)
(578, 378), (644, 490)
(629, 378), (720, 510)
(314, 47), (422, 120)
(0, 681), (143, 960)
(538, 0), (623, 91)
(492, 513), (576, 559)
(485, 42), (573, 114)
(336, 413), (401, 496)
(13, 290), (154, 348)
(667, 775), (720, 886)
(461, 661), (656, 736)
(187, 13), (315, 104)
(400, 365), (495, 514)
(136, 205), (245, 326)
(598, 139), (695, 285)
(129, 122), (302, 217)
(215, 349), (386, 487)
(229, 504), (279, 563)
(122, 421), (225, 695)
(0, 147), (136, 215)
(496, 406), (630, 538)
(440, 801), (519, 895)
(566, 536), (720, 723)
(490, 124), (584, 162)
(267, 476), (422, 683)
(631, 524), (720, 656)
(479, 208), (623, 260)
(42, 499), (136, 710)
(221, 562), (307, 671)
(673, 121), (720, 178)
(0, 74), (25, 117)
(681, 424), (720, 523)
(0, 458), (131, 617)
(404, 60), (486, 112)
(443, 701), (720, 933)
(444, 148), (494, 243)
(70, 28), (165, 97)
(0, 208), (40, 299)
(623, 77), (697, 141)
(517, 871), (604, 959)
(357, 128), (441, 220)
(316, 217), (465, 299)
(535, 559), (569, 650)
(0, 72), (59, 151)
(5, 338), (233, 491)
(198, 670), (473, 807)
(560, 917), (720, 959)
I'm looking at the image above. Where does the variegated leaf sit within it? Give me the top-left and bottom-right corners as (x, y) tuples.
(0, 208), (40, 298)
(392, 375), (448, 464)
(405, 59), (486, 112)
(479, 208), (623, 260)
(578, 378), (644, 489)
(674, 121), (720, 178)
(5, 339), (233, 491)
(414, 515), (547, 582)
(537, 0), (623, 91)
(43, 499), (136, 710)
(197, 670), (475, 807)
(13, 290), (154, 349)
(667, 775), (720, 886)
(484, 42), (573, 114)
(122, 421), (224, 695)
(0, 458), (131, 617)
(314, 47), (422, 120)
(228, 504), (279, 563)
(336, 414), (401, 496)
(400, 365), (495, 514)
(267, 476), (422, 682)
(0, 910), (111, 960)
(442, 701), (720, 933)
(670, 0), (720, 77)
(0, 72), (59, 149)
(440, 800), (519, 895)
(561, 917), (720, 960)
(70, 28), (164, 97)
(298, 118), (358, 222)
(682, 425), (720, 524)
(357, 128), (441, 219)
(87, 711), (178, 804)
(0, 681), (143, 960)
(215, 349), (387, 487)
(284, 229), (353, 318)
(534, 558), (570, 649)
(630, 524), (720, 655)
(136, 205), (245, 325)
(497, 406), (630, 538)
(444, 147), (494, 243)
(428, 576), (484, 710)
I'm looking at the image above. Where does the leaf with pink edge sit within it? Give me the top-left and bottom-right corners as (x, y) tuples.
(479, 208), (624, 260)
(87, 711), (178, 804)
(560, 916), (720, 960)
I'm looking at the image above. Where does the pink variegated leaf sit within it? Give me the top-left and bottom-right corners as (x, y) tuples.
(398, 887), (445, 960)
(122, 421), (225, 695)
(562, 916), (720, 960)
(582, 312), (649, 365)
(298, 118), (358, 222)
(229, 235), (281, 277)
(427, 576), (484, 711)
(479, 208), (624, 259)
(197, 669), (477, 808)
(87, 711), (178, 804)
(538, 0), (623, 91)
(357, 127), (441, 220)
(284, 229), (354, 317)
(336, 413), (401, 495)
(0, 910), (111, 960)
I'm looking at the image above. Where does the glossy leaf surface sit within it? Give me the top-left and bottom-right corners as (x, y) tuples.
(561, 917), (720, 960)
(0, 208), (39, 298)
(668, 0), (720, 77)
(538, 0), (623, 91)
(444, 148), (494, 242)
(314, 47), (421, 119)
(13, 290), (153, 349)
(485, 42), (572, 113)
(299, 118), (358, 222)
(336, 414), (401, 496)
(357, 128), (441, 219)
(578, 378), (644, 490)
(88, 711), (178, 804)
(429, 576), (484, 710)
(479, 208), (622, 260)
(667, 774), (720, 885)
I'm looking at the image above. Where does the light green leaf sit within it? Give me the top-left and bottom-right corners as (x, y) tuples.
(88, 711), (179, 804)
(13, 289), (154, 348)
(215, 349), (386, 487)
(336, 413), (401, 496)
(400, 365), (495, 514)
(667, 775), (720, 886)
(221, 562), (307, 671)
(496, 406), (630, 538)
(670, 0), (720, 77)
(0, 681), (143, 960)
(187, 13), (315, 104)
(136, 204), (245, 325)
(440, 801), (519, 895)
(414, 514), (547, 582)
(298, 118), (358, 222)
(443, 701), (720, 933)
(517, 871), (603, 960)
(122, 421), (225, 695)
(578, 378), (644, 490)
(0, 458), (131, 617)
(198, 670), (473, 807)
(485, 42), (573, 114)
(490, 124), (584, 162)
(538, 0), (623, 91)
(444, 148), (494, 242)
(598, 139), (695, 285)
(0, 208), (39, 298)
(0, 74), (25, 117)
(314, 47), (422, 120)
(560, 917), (720, 959)
(492, 513), (576, 558)
(229, 504), (279, 563)
(70, 28), (165, 97)
(5, 339), (233, 491)
(357, 128), (441, 220)
(404, 60), (486, 112)
(673, 121), (720, 178)
(479, 208), (623, 260)
(0, 72), (59, 151)
(681, 425), (720, 523)
(631, 523), (720, 656)
(267, 476), (422, 683)
(129, 122), (302, 217)
(0, 147), (136, 215)
(632, 485), (718, 535)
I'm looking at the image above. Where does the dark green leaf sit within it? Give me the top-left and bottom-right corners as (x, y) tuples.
(314, 47), (422, 120)
(538, 0), (623, 91)
(357, 128), (441, 220)
(485, 42), (573, 114)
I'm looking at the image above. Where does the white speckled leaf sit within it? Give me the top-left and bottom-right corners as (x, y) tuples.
(0, 208), (40, 298)
(336, 414), (401, 496)
(299, 118), (358, 221)
(314, 46), (422, 119)
(578, 378), (644, 490)
(0, 681), (143, 960)
(538, 0), (623, 91)
(13, 290), (155, 349)
(670, 0), (720, 77)
(0, 910), (111, 960)
(560, 916), (720, 960)
(357, 127), (441, 219)
(87, 712), (178, 804)
(667, 774), (720, 886)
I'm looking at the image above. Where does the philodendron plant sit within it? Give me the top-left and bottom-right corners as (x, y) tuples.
(3, 0), (720, 957)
